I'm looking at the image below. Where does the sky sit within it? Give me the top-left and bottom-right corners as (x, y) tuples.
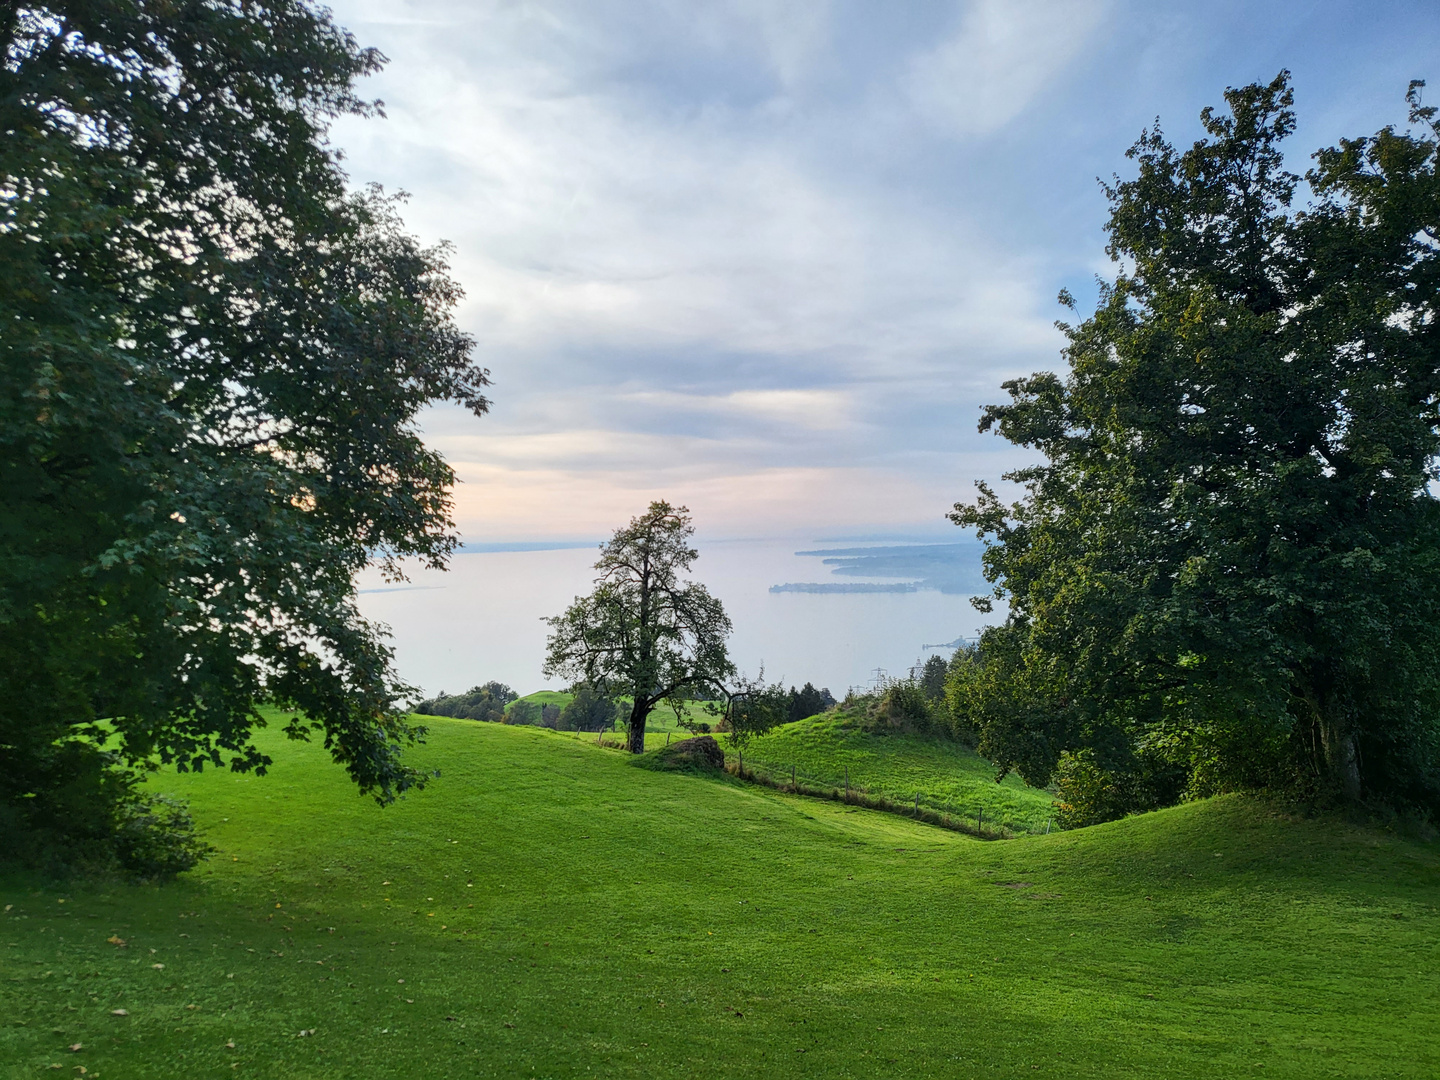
(324, 0), (1440, 543)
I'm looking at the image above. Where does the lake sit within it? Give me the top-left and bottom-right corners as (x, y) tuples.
(356, 537), (1001, 699)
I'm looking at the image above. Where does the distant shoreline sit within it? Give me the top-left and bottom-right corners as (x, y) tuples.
(769, 582), (919, 594)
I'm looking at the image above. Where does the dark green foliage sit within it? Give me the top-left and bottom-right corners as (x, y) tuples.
(952, 74), (1440, 817)
(786, 682), (836, 723)
(1, 1), (489, 865)
(1052, 748), (1188, 830)
(722, 669), (791, 749)
(558, 685), (620, 732)
(872, 678), (937, 734)
(415, 683), (517, 723)
(918, 655), (948, 701)
(0, 741), (211, 879)
(112, 792), (215, 881)
(506, 700), (542, 726)
(869, 659), (951, 737)
(545, 503), (734, 753)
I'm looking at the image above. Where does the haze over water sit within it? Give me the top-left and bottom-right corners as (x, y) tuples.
(358, 537), (998, 700)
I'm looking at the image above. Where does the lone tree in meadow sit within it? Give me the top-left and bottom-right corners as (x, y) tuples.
(951, 73), (1440, 817)
(544, 502), (734, 753)
(1, 1), (488, 868)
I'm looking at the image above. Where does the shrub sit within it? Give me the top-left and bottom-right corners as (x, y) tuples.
(114, 792), (216, 881)
(871, 678), (940, 735)
(0, 742), (212, 880)
(1053, 748), (1189, 829)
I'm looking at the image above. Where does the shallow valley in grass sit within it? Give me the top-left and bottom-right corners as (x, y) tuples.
(3, 718), (1438, 1079)
(738, 710), (1058, 833)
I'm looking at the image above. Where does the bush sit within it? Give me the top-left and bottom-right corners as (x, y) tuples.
(0, 742), (212, 880)
(1053, 748), (1189, 829)
(114, 792), (216, 881)
(870, 677), (945, 736)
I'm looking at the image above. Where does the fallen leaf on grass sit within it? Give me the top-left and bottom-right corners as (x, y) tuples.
(69, 1043), (82, 1051)
(226, 1041), (235, 1049)
(109, 1010), (127, 1017)
(151, 964), (164, 970)
(106, 936), (125, 947)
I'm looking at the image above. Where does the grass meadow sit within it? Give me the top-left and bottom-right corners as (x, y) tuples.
(2, 717), (1438, 1078)
(735, 711), (1058, 834)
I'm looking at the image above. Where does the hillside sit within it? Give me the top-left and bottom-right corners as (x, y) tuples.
(493, 691), (718, 737)
(738, 709), (1057, 833)
(2, 719), (1437, 1079)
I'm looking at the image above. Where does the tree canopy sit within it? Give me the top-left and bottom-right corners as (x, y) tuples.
(1, 0), (489, 859)
(950, 73), (1440, 816)
(544, 502), (734, 753)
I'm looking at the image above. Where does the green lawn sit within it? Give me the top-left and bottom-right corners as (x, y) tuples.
(738, 710), (1058, 833)
(3, 718), (1438, 1078)
(498, 691), (718, 737)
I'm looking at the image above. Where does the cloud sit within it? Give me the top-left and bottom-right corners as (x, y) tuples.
(322, 0), (1324, 541)
(902, 0), (1110, 138)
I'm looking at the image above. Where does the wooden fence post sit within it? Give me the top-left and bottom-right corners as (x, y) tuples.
(791, 764), (796, 791)
(844, 765), (850, 799)
(914, 792), (920, 815)
(977, 807), (983, 829)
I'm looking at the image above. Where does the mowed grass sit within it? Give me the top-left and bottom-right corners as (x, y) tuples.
(2, 718), (1438, 1079)
(499, 691), (719, 738)
(739, 711), (1058, 833)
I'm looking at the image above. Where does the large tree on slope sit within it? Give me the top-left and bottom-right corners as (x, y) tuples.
(544, 502), (734, 753)
(1, 1), (489, 857)
(951, 74), (1440, 814)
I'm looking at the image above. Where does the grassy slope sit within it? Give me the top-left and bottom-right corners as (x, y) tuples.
(740, 710), (1057, 833)
(1, 719), (1437, 1079)
(499, 692), (717, 736)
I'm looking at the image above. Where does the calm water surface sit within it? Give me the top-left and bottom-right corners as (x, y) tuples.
(356, 538), (1000, 699)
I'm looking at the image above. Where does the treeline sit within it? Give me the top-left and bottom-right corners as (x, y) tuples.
(415, 683), (620, 733)
(418, 680), (838, 736)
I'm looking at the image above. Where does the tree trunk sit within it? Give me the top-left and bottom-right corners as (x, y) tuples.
(1301, 671), (1362, 803)
(1319, 715), (1362, 804)
(626, 698), (647, 754)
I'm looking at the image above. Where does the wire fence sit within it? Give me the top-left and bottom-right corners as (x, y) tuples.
(557, 727), (1057, 840)
(724, 750), (1055, 841)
